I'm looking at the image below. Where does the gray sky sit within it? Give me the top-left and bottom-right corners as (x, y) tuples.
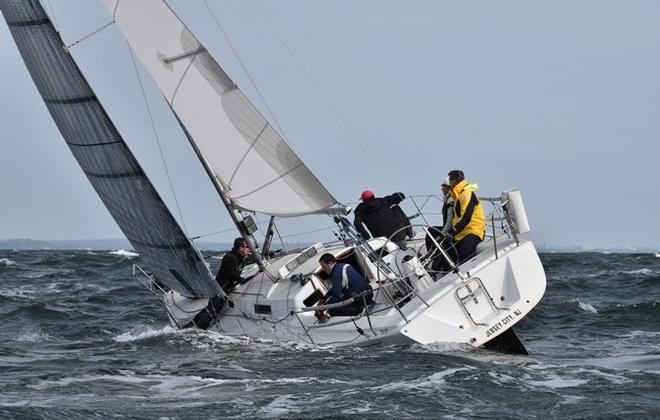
(1, 0), (659, 249)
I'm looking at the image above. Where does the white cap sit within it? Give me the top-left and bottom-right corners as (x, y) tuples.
(439, 177), (450, 186)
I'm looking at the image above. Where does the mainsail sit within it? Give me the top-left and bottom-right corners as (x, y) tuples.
(104, 0), (339, 217)
(0, 0), (222, 298)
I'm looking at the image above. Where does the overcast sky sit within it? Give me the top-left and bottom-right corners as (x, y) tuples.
(1, 0), (659, 249)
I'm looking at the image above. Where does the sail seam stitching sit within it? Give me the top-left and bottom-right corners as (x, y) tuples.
(45, 95), (95, 105)
(227, 123), (270, 188)
(231, 163), (304, 200)
(84, 169), (144, 179)
(169, 49), (200, 105)
(6, 18), (49, 27)
(66, 140), (122, 147)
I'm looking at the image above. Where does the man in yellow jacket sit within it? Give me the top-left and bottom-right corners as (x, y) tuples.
(435, 170), (485, 270)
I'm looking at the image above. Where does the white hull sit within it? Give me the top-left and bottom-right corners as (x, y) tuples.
(163, 236), (546, 349)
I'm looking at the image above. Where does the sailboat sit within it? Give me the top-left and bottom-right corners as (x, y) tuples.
(1, 0), (546, 352)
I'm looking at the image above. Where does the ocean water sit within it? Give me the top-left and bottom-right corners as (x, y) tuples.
(1, 250), (659, 419)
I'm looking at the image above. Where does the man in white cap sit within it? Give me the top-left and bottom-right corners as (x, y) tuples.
(425, 177), (455, 270)
(439, 177), (454, 233)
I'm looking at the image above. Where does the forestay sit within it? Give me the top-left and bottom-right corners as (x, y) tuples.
(104, 0), (339, 217)
(0, 0), (222, 298)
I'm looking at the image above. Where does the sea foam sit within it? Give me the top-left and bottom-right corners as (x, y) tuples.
(16, 329), (53, 342)
(109, 249), (139, 258)
(114, 325), (177, 342)
(568, 299), (598, 313)
(0, 258), (17, 266)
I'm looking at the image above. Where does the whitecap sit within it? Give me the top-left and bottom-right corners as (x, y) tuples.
(0, 258), (16, 266)
(578, 301), (598, 314)
(0, 401), (31, 407)
(655, 253), (660, 258)
(109, 249), (139, 258)
(622, 268), (654, 276)
(257, 394), (305, 418)
(16, 329), (53, 342)
(340, 402), (377, 415)
(568, 299), (598, 313)
(625, 330), (660, 339)
(113, 325), (177, 342)
(371, 367), (472, 392)
(558, 395), (586, 405)
(570, 367), (631, 385)
(527, 375), (589, 389)
(488, 372), (520, 385)
(30, 373), (155, 390)
(0, 288), (34, 298)
(411, 341), (475, 353)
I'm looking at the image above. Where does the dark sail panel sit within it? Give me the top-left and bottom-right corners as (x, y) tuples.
(1, 0), (222, 298)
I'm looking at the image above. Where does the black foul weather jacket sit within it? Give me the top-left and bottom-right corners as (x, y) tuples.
(215, 249), (245, 293)
(353, 192), (409, 241)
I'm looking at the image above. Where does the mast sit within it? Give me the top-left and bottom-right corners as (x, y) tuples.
(173, 112), (266, 269)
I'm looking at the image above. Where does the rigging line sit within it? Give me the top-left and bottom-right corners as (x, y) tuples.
(249, 0), (397, 188)
(202, 0), (288, 139)
(64, 20), (114, 50)
(280, 226), (334, 239)
(190, 226), (239, 241)
(248, 0), (354, 135)
(125, 40), (190, 237)
(272, 221), (288, 252)
(44, 0), (59, 33)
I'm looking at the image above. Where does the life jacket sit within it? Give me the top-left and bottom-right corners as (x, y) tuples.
(450, 180), (486, 241)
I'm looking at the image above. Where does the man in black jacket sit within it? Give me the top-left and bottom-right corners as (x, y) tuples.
(216, 237), (249, 293)
(188, 237), (248, 329)
(353, 190), (410, 242)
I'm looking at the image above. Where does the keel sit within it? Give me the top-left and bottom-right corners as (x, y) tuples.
(483, 327), (529, 355)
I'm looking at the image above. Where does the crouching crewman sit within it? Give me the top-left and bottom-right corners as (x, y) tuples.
(318, 253), (373, 317)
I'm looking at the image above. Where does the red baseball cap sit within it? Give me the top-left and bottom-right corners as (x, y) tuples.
(360, 190), (375, 201)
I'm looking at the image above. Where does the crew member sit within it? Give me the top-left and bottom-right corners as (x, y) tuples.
(438, 170), (486, 269)
(353, 190), (411, 242)
(318, 253), (373, 317)
(426, 177), (454, 267)
(216, 237), (250, 293)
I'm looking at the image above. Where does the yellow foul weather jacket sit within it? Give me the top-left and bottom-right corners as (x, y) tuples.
(450, 179), (486, 241)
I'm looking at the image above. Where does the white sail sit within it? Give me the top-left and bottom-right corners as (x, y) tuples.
(104, 0), (338, 217)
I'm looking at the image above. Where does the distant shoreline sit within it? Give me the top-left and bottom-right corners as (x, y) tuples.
(0, 238), (311, 252)
(0, 239), (657, 254)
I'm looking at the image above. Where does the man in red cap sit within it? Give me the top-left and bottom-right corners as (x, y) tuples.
(353, 190), (410, 242)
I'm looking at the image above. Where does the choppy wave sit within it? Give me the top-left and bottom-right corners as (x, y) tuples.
(113, 325), (177, 342)
(15, 328), (54, 343)
(526, 374), (589, 389)
(568, 299), (599, 314)
(0, 287), (34, 299)
(372, 367), (473, 392)
(0, 257), (17, 266)
(109, 249), (139, 258)
(1, 250), (659, 418)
